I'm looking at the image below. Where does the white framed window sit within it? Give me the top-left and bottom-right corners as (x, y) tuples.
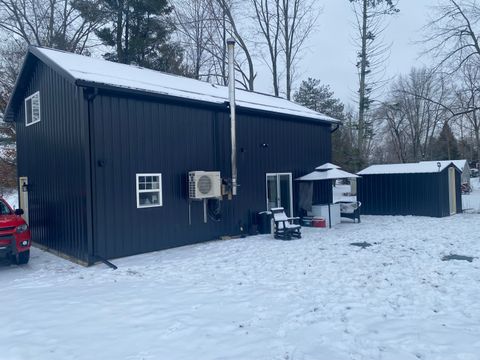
(136, 173), (162, 208)
(25, 91), (41, 126)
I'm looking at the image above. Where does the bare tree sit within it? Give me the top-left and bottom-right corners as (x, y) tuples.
(0, 0), (101, 52)
(348, 0), (399, 169)
(251, 0), (281, 95)
(421, 0), (480, 74)
(0, 39), (24, 186)
(279, 0), (318, 100)
(173, 0), (318, 97)
(210, 0), (256, 90)
(0, 0), (100, 187)
(455, 62), (480, 161)
(377, 103), (408, 162)
(420, 0), (480, 160)
(173, 0), (213, 79)
(379, 68), (452, 162)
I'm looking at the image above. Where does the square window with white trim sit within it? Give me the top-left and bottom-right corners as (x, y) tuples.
(25, 91), (41, 126)
(136, 174), (162, 208)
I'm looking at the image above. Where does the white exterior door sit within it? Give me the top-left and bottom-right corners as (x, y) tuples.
(448, 167), (456, 215)
(18, 176), (29, 224)
(266, 173), (293, 216)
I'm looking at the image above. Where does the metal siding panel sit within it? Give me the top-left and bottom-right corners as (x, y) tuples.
(15, 62), (88, 261)
(91, 92), (332, 259)
(358, 172), (451, 217)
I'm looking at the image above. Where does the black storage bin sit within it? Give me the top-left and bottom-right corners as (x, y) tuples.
(257, 211), (272, 234)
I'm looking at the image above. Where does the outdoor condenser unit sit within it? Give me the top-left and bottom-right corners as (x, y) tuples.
(188, 171), (222, 199)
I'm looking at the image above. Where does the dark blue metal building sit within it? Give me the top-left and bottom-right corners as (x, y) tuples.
(5, 47), (338, 264)
(357, 162), (462, 218)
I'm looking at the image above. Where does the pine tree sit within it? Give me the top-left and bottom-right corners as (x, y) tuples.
(431, 122), (460, 160)
(293, 78), (345, 119)
(293, 78), (357, 170)
(74, 0), (186, 73)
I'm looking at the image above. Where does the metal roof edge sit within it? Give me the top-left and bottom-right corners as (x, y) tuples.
(75, 79), (338, 125)
(4, 46), (78, 122)
(29, 46), (78, 84)
(5, 46), (340, 125)
(357, 161), (463, 176)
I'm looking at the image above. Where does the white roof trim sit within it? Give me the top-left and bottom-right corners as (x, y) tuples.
(358, 162), (461, 175)
(419, 160), (468, 171)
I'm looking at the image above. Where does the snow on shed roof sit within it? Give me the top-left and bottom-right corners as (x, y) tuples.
(358, 162), (461, 175)
(31, 47), (339, 123)
(419, 160), (468, 171)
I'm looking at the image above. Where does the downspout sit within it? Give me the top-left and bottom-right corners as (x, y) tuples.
(84, 87), (98, 266)
(227, 38), (237, 196)
(331, 122), (341, 133)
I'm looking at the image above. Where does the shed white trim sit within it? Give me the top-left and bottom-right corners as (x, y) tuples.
(25, 91), (41, 126)
(358, 162), (461, 175)
(419, 160), (468, 171)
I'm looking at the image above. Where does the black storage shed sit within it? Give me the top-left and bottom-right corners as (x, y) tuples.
(357, 162), (462, 218)
(4, 47), (338, 265)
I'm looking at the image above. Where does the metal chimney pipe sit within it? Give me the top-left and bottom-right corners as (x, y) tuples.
(227, 37), (237, 196)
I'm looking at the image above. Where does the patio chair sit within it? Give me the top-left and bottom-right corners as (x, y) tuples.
(336, 201), (361, 223)
(271, 207), (302, 240)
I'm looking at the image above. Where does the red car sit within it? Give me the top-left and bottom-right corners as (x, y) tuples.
(0, 197), (31, 265)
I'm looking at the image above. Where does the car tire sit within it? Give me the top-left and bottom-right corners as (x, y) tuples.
(14, 250), (30, 265)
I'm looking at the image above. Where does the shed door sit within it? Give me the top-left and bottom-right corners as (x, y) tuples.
(18, 177), (29, 224)
(448, 167), (456, 215)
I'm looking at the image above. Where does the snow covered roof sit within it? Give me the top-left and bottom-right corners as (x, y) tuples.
(315, 163), (341, 171)
(358, 162), (461, 175)
(296, 168), (359, 181)
(14, 47), (339, 124)
(419, 160), (468, 171)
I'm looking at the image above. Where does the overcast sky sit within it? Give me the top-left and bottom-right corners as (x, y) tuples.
(257, 1), (435, 106)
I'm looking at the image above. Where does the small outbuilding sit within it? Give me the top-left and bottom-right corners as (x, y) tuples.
(357, 162), (462, 217)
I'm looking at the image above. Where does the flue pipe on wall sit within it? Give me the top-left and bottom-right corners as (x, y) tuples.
(227, 37), (237, 196)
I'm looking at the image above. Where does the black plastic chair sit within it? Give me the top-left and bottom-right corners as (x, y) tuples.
(336, 201), (361, 223)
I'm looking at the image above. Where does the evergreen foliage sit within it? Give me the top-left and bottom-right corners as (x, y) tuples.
(74, 0), (186, 73)
(431, 122), (460, 160)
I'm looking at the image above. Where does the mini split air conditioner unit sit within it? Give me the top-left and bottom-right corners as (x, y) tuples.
(189, 171), (222, 199)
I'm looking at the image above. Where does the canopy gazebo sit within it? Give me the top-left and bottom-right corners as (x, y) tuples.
(296, 163), (359, 228)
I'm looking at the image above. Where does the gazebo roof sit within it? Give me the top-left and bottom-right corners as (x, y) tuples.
(315, 163), (341, 171)
(296, 167), (359, 181)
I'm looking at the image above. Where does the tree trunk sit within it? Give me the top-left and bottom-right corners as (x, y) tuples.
(116, 0), (125, 63)
(124, 5), (129, 64)
(357, 0), (368, 168)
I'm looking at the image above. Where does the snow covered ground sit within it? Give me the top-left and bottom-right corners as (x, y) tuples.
(462, 177), (480, 212)
(2, 213), (480, 360)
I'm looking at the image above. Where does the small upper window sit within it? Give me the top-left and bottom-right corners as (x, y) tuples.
(25, 91), (41, 126)
(136, 173), (162, 208)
